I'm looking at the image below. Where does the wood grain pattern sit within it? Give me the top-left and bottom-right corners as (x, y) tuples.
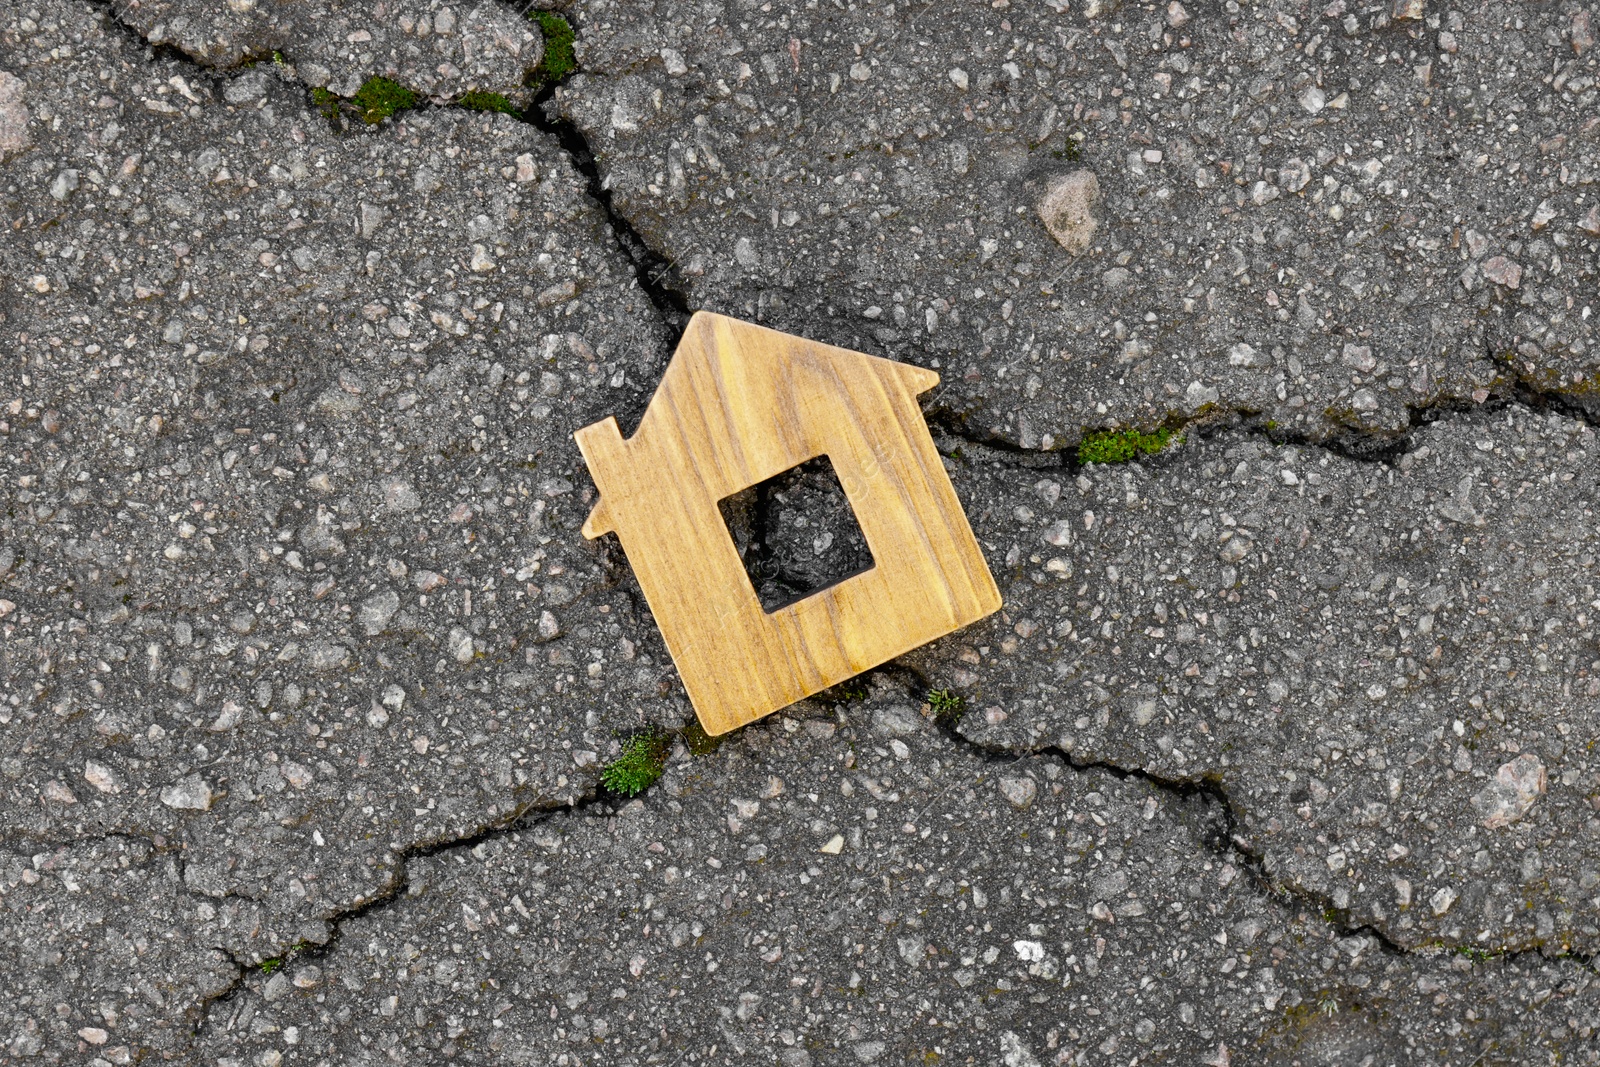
(576, 311), (1001, 736)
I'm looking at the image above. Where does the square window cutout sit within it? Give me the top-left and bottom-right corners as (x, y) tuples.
(718, 455), (876, 613)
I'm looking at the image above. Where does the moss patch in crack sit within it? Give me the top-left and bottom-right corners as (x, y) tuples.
(602, 728), (670, 796)
(1077, 427), (1179, 465)
(258, 938), (311, 974)
(926, 688), (966, 726)
(458, 89), (519, 116)
(351, 77), (418, 124)
(527, 12), (577, 91)
(681, 720), (723, 756)
(310, 86), (341, 125)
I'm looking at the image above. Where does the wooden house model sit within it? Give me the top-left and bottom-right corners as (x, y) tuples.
(575, 312), (1000, 736)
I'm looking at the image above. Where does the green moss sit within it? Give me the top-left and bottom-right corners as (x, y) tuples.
(834, 678), (870, 702)
(1076, 427), (1179, 465)
(1051, 136), (1083, 163)
(527, 11), (577, 91)
(458, 89), (519, 116)
(926, 688), (965, 726)
(310, 86), (340, 124)
(601, 728), (669, 796)
(681, 721), (723, 756)
(258, 938), (311, 974)
(351, 76), (418, 124)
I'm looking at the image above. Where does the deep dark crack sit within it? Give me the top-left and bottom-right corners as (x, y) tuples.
(525, 91), (694, 343)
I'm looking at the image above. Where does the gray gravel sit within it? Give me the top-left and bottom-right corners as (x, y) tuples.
(5, 0), (1600, 1061)
(2, 0), (676, 1045)
(908, 405), (1600, 956)
(556, 0), (1599, 448)
(111, 0), (545, 102)
(194, 692), (1600, 1065)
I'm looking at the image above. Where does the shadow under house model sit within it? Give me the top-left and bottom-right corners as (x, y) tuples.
(575, 311), (1002, 737)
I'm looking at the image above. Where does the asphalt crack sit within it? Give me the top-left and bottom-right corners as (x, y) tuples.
(879, 661), (1582, 970)
(195, 786), (620, 1041)
(523, 91), (694, 344)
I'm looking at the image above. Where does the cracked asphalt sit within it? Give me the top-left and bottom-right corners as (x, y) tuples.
(3, 0), (1600, 1063)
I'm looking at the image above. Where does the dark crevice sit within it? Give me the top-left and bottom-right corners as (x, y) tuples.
(196, 787), (619, 1039)
(931, 375), (1600, 480)
(878, 665), (1424, 957)
(877, 665), (1427, 960)
(89, 0), (692, 349)
(526, 89), (693, 344)
(1510, 377), (1600, 430)
(86, 0), (215, 75)
(195, 947), (251, 1023)
(939, 724), (1600, 974)
(0, 828), (169, 857)
(1037, 744), (1415, 959)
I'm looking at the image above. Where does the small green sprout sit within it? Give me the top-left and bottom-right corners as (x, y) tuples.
(1076, 427), (1179, 465)
(835, 678), (870, 703)
(351, 76), (418, 124)
(601, 728), (669, 796)
(926, 688), (965, 726)
(258, 938), (312, 974)
(271, 50), (286, 65)
(1317, 994), (1338, 1017)
(527, 11), (576, 91)
(458, 89), (519, 116)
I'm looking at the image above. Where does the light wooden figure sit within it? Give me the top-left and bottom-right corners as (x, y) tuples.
(575, 311), (1001, 736)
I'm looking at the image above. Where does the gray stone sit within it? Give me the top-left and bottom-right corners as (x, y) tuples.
(1034, 169), (1101, 255)
(158, 774), (215, 811)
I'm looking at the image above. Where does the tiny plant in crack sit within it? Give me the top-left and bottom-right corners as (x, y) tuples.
(601, 728), (669, 796)
(258, 939), (310, 974)
(1077, 427), (1179, 465)
(526, 11), (577, 92)
(351, 76), (418, 124)
(458, 89), (519, 116)
(926, 688), (965, 726)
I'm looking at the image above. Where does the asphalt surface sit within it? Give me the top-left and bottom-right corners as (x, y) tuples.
(3, 0), (1600, 1063)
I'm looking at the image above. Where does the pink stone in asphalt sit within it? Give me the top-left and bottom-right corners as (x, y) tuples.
(1473, 753), (1547, 829)
(1481, 256), (1522, 289)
